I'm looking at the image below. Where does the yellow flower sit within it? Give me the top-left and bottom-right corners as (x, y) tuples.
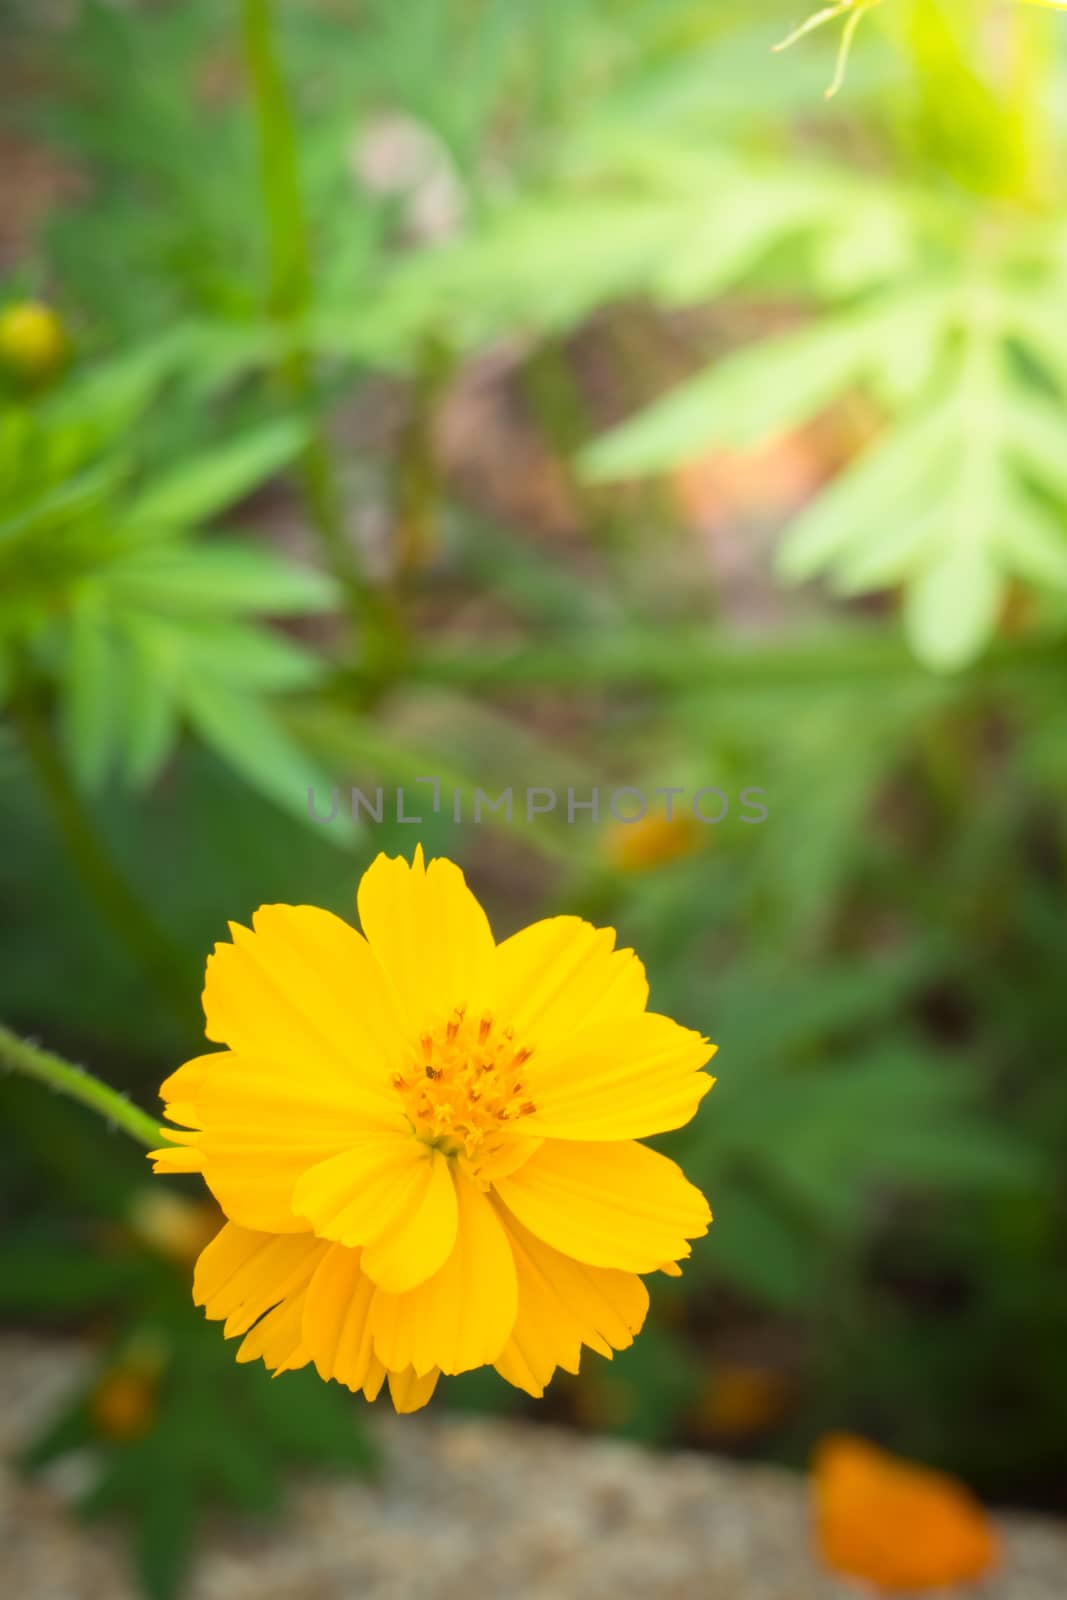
(151, 847), (715, 1413)
(603, 810), (703, 874)
(0, 300), (69, 383)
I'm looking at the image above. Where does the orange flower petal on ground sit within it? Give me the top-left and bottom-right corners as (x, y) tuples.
(152, 847), (715, 1412)
(813, 1433), (1000, 1591)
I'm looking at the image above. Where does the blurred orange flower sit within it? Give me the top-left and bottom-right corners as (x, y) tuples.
(90, 1364), (159, 1442)
(700, 1360), (793, 1441)
(672, 436), (822, 531)
(813, 1433), (999, 1591)
(603, 810), (702, 874)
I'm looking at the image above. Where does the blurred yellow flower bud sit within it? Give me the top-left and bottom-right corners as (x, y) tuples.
(603, 810), (703, 875)
(0, 300), (69, 384)
(127, 1188), (220, 1265)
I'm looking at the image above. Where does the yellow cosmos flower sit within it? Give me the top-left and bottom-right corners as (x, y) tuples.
(151, 847), (715, 1413)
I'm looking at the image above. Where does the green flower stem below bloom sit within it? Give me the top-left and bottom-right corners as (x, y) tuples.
(10, 674), (197, 1031)
(0, 1020), (163, 1149)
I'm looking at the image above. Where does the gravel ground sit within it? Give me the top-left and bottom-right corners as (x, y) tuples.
(2, 1336), (1065, 1600)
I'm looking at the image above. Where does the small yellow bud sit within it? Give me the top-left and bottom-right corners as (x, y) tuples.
(603, 810), (703, 874)
(0, 301), (69, 383)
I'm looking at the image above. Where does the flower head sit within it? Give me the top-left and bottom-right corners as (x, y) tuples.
(152, 847), (715, 1412)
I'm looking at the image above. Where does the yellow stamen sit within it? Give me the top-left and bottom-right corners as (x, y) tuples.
(393, 1003), (538, 1160)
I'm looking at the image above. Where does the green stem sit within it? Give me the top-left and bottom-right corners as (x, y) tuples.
(392, 331), (453, 575)
(240, 0), (407, 683)
(0, 1021), (162, 1149)
(406, 629), (1061, 691)
(11, 684), (195, 1028)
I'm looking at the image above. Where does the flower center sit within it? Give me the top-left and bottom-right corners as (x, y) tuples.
(392, 1005), (537, 1158)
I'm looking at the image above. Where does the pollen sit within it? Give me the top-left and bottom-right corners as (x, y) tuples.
(395, 1005), (538, 1159)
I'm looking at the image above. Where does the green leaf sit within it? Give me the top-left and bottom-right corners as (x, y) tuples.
(115, 618), (181, 787)
(63, 591), (122, 790)
(46, 326), (204, 438)
(652, 169), (831, 304)
(202, 1427), (281, 1514)
(253, 1366), (379, 1471)
(0, 1245), (141, 1312)
(110, 541), (338, 615)
(905, 546), (1003, 671)
(581, 308), (889, 478)
(148, 617), (325, 691)
(701, 1187), (812, 1306)
(779, 407), (950, 584)
(134, 1466), (198, 1600)
(125, 417), (308, 528)
(180, 677), (356, 842)
(769, 290), (1067, 671)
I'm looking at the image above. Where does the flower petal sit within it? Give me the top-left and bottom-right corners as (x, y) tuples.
(291, 1135), (458, 1291)
(302, 1242), (378, 1391)
(236, 1287), (312, 1374)
(356, 847), (495, 1022)
(492, 915), (648, 1050)
(387, 1366), (440, 1413)
(160, 1051), (396, 1233)
(492, 1205), (649, 1398)
(361, 1355), (387, 1402)
(370, 1169), (518, 1376)
(494, 1138), (710, 1272)
(201, 904), (405, 1105)
(521, 1013), (715, 1140)
(148, 1134), (203, 1175)
(194, 1221), (328, 1374)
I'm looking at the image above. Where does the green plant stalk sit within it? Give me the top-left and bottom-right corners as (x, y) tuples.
(240, 0), (407, 684)
(11, 685), (195, 1028)
(518, 335), (631, 553)
(407, 629), (1060, 691)
(392, 331), (454, 576)
(0, 1020), (163, 1149)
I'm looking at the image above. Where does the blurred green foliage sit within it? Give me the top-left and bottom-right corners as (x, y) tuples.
(3, 0), (1067, 1592)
